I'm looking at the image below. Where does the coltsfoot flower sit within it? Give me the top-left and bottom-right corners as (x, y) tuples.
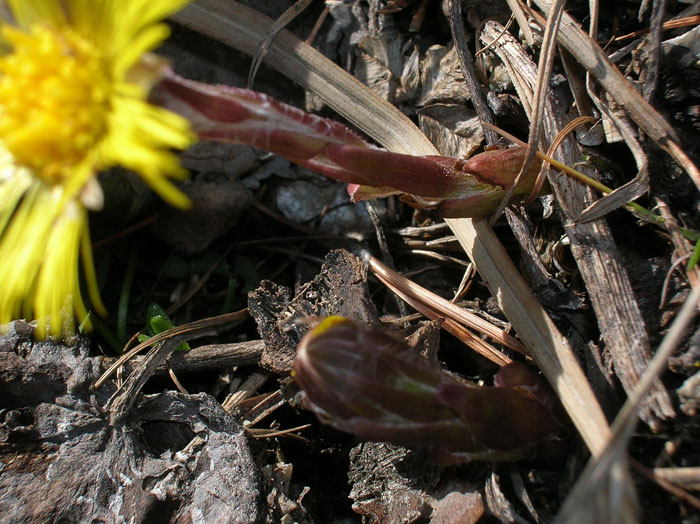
(0, 0), (195, 338)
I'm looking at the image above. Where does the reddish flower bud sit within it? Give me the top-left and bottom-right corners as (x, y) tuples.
(294, 317), (564, 463)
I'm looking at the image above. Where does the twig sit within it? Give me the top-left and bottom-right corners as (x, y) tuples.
(101, 339), (264, 377)
(446, 0), (498, 145)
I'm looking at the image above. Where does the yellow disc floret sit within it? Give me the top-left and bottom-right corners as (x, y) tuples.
(0, 26), (111, 185)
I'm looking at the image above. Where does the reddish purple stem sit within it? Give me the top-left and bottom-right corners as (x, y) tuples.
(156, 72), (541, 218)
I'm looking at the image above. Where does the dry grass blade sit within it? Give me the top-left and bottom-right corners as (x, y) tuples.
(172, 1), (434, 154)
(554, 284), (700, 523)
(242, 389), (286, 427)
(95, 309), (250, 389)
(480, 19), (674, 428)
(367, 254), (525, 353)
(529, 0), (700, 193)
(247, 0), (313, 89)
(526, 115), (596, 204)
(173, 0), (611, 457)
(167, 366), (189, 395)
(575, 178), (648, 223)
(406, 250), (470, 268)
(546, 114), (648, 223)
(247, 424), (312, 440)
(588, 0), (600, 40)
(222, 369), (271, 412)
(504, 0), (536, 46)
(613, 15), (700, 41)
(366, 254), (516, 365)
(491, 0), (566, 223)
(652, 467), (700, 490)
(579, 81), (651, 223)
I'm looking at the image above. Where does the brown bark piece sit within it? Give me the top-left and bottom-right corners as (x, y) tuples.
(0, 322), (261, 523)
(248, 249), (381, 374)
(348, 441), (485, 523)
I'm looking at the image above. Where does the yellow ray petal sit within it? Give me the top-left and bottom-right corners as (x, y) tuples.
(7, 0), (65, 29)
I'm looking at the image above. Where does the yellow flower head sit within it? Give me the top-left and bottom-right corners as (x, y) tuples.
(0, 0), (195, 338)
